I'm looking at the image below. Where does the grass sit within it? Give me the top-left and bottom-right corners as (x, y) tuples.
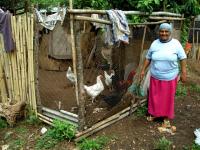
(15, 127), (28, 134)
(77, 136), (110, 150)
(154, 137), (172, 150)
(9, 139), (26, 150)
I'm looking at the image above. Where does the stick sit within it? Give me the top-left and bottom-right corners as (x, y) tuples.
(86, 36), (97, 68)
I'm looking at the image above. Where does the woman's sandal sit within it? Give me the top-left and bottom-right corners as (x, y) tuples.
(162, 119), (171, 128)
(147, 116), (155, 121)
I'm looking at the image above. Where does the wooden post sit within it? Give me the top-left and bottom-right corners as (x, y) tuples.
(75, 26), (86, 131)
(69, 0), (79, 105)
(69, 0), (86, 131)
(33, 10), (42, 114)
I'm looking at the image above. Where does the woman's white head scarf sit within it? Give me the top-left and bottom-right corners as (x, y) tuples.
(159, 23), (172, 32)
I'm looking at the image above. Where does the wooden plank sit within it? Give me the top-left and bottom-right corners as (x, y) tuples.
(75, 99), (147, 141)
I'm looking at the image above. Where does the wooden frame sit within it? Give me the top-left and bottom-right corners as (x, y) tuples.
(0, 2), (184, 140)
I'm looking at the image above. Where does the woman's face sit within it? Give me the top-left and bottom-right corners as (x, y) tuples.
(159, 29), (170, 41)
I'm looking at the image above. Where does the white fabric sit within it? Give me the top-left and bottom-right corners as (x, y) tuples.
(35, 7), (66, 30)
(194, 128), (200, 145)
(141, 69), (150, 96)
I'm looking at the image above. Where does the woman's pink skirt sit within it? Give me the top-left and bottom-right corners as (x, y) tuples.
(148, 76), (178, 119)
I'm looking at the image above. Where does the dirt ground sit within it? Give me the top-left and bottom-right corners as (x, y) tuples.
(1, 59), (200, 150)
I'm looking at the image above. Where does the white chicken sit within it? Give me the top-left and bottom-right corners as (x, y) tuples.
(66, 66), (76, 86)
(84, 75), (104, 103)
(104, 70), (115, 91)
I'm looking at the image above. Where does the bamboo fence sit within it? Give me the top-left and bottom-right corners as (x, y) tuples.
(0, 14), (37, 114)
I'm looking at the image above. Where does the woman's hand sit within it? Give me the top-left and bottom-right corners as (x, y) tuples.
(140, 70), (145, 81)
(180, 71), (186, 83)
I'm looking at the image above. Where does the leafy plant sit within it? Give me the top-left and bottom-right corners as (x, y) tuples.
(77, 136), (110, 150)
(154, 137), (172, 150)
(191, 143), (200, 150)
(189, 83), (200, 93)
(181, 18), (191, 48)
(35, 119), (77, 149)
(137, 0), (161, 13)
(74, 0), (110, 9)
(127, 15), (147, 24)
(35, 134), (58, 150)
(0, 118), (8, 129)
(49, 119), (77, 140)
(135, 103), (148, 117)
(183, 0), (200, 16)
(176, 82), (187, 97)
(26, 113), (41, 125)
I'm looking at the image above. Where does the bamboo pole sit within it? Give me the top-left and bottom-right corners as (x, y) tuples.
(74, 16), (111, 25)
(69, 0), (79, 106)
(60, 109), (78, 118)
(192, 19), (196, 59)
(19, 15), (24, 102)
(13, 16), (22, 103)
(129, 20), (167, 26)
(38, 113), (53, 125)
(197, 31), (200, 60)
(27, 15), (33, 108)
(149, 16), (185, 20)
(10, 16), (18, 103)
(1, 35), (12, 103)
(30, 14), (37, 113)
(33, 12), (42, 114)
(19, 15), (26, 103)
(0, 35), (8, 103)
(68, 9), (182, 17)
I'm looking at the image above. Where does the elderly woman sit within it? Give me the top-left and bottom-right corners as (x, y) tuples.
(140, 23), (187, 128)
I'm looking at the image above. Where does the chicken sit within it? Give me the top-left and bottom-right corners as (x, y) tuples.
(84, 75), (104, 103)
(66, 66), (76, 86)
(104, 70), (115, 91)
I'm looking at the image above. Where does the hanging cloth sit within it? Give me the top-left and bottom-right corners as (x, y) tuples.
(0, 11), (15, 52)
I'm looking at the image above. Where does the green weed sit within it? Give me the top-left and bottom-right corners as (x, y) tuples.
(135, 103), (148, 117)
(35, 134), (58, 150)
(9, 139), (25, 150)
(0, 118), (8, 129)
(77, 136), (110, 150)
(154, 137), (172, 150)
(35, 119), (77, 149)
(176, 82), (187, 97)
(25, 108), (41, 125)
(26, 114), (41, 125)
(15, 127), (28, 134)
(191, 143), (200, 150)
(183, 143), (200, 150)
(189, 83), (200, 93)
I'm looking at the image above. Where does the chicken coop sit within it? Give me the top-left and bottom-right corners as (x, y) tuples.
(0, 0), (185, 140)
